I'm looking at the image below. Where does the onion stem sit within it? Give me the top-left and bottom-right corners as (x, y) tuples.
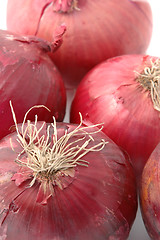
(52, 0), (80, 13)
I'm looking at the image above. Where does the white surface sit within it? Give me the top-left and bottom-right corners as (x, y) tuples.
(0, 1), (160, 240)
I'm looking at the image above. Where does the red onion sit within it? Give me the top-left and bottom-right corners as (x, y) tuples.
(0, 104), (137, 240)
(70, 54), (160, 179)
(140, 142), (160, 239)
(0, 28), (66, 140)
(7, 0), (152, 87)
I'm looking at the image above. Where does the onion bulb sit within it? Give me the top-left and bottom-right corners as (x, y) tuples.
(0, 28), (66, 140)
(0, 103), (137, 240)
(70, 54), (160, 179)
(140, 142), (160, 239)
(7, 0), (152, 87)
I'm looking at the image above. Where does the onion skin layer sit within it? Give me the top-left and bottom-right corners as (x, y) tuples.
(7, 0), (152, 87)
(70, 54), (160, 179)
(0, 121), (137, 240)
(0, 30), (66, 140)
(140, 142), (160, 240)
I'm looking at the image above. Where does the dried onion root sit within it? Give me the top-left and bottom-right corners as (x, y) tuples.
(10, 101), (107, 188)
(135, 59), (160, 111)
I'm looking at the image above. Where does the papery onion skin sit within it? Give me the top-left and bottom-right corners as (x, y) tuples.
(0, 121), (137, 240)
(70, 54), (160, 179)
(140, 142), (160, 240)
(0, 29), (66, 140)
(7, 0), (152, 87)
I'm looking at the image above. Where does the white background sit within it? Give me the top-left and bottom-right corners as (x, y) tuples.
(0, 1), (160, 240)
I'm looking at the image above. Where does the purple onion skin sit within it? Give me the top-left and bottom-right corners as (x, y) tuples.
(140, 142), (160, 240)
(0, 121), (137, 240)
(70, 54), (160, 180)
(0, 29), (66, 140)
(7, 0), (152, 87)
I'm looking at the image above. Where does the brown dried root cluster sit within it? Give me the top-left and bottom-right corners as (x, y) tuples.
(10, 101), (107, 186)
(136, 59), (160, 111)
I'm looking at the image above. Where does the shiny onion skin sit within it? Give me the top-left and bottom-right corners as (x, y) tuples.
(7, 0), (152, 87)
(0, 29), (66, 140)
(70, 54), (160, 179)
(0, 118), (137, 240)
(140, 142), (160, 240)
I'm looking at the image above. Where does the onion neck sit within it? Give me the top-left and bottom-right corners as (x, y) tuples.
(52, 0), (79, 13)
(136, 59), (160, 111)
(13, 24), (66, 53)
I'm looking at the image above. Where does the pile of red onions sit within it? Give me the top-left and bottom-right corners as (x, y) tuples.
(0, 106), (137, 240)
(70, 54), (160, 179)
(140, 142), (160, 239)
(0, 28), (66, 140)
(6, 0), (152, 87)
